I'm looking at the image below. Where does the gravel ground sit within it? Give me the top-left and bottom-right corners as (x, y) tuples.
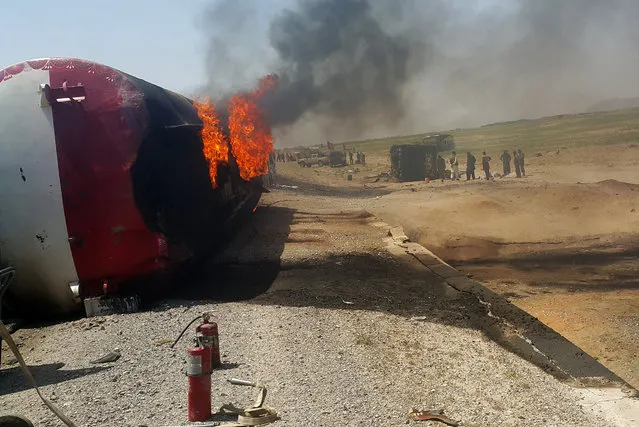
(0, 190), (627, 426)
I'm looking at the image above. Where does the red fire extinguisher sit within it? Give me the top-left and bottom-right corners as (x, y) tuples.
(186, 346), (211, 422)
(196, 320), (221, 369)
(170, 313), (221, 422)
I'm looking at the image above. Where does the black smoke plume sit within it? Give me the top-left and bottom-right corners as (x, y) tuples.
(260, 0), (421, 129)
(199, 0), (639, 144)
(199, 0), (424, 140)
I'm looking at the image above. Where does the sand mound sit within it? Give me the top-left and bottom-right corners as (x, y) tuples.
(501, 180), (638, 215)
(377, 180), (639, 264)
(594, 179), (639, 193)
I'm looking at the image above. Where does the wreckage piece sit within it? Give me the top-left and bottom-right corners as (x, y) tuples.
(0, 58), (265, 317)
(89, 348), (121, 364)
(389, 134), (455, 182)
(408, 408), (460, 426)
(390, 143), (440, 182)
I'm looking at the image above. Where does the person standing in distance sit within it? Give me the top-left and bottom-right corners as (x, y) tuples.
(482, 152), (492, 180)
(450, 151), (460, 181)
(466, 152), (476, 180)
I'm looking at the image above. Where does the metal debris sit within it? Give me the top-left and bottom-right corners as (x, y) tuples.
(153, 338), (174, 346)
(90, 348), (121, 364)
(408, 408), (460, 426)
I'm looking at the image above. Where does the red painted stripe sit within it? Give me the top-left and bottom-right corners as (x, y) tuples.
(47, 64), (163, 295)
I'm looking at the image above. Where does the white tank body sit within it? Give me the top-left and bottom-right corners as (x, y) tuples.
(0, 66), (79, 314)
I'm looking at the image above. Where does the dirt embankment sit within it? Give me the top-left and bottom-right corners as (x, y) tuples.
(378, 179), (639, 260)
(368, 178), (639, 389)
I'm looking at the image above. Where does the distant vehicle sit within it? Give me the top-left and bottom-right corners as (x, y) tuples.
(298, 153), (330, 167)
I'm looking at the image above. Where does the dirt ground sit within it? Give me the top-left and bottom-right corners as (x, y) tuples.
(275, 142), (639, 390)
(5, 194), (633, 426)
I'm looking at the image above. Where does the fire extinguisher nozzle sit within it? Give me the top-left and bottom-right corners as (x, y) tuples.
(228, 378), (256, 387)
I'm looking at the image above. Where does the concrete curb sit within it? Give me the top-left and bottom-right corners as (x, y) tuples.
(382, 221), (639, 397)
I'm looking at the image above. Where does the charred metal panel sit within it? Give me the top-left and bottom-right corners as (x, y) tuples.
(390, 143), (439, 182)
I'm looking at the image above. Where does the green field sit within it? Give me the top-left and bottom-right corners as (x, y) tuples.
(348, 107), (639, 155)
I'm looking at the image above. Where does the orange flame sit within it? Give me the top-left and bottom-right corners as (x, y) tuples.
(194, 97), (228, 188)
(228, 79), (274, 181)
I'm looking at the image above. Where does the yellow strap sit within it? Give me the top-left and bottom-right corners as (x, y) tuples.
(219, 404), (279, 426)
(236, 407), (279, 426)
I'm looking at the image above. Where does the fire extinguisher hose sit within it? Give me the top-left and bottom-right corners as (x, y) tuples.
(170, 312), (214, 349)
(169, 315), (203, 348)
(0, 320), (78, 427)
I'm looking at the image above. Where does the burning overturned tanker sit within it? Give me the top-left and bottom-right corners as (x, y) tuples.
(0, 58), (274, 317)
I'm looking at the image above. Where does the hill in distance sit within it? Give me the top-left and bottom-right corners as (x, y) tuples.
(586, 97), (639, 113)
(346, 107), (639, 155)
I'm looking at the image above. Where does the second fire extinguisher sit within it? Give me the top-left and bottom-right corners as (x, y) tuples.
(196, 318), (220, 369)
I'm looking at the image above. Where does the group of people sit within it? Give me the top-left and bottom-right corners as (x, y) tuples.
(436, 149), (526, 181)
(497, 149), (526, 178)
(276, 152), (298, 162)
(277, 151), (298, 162)
(348, 151), (366, 166)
